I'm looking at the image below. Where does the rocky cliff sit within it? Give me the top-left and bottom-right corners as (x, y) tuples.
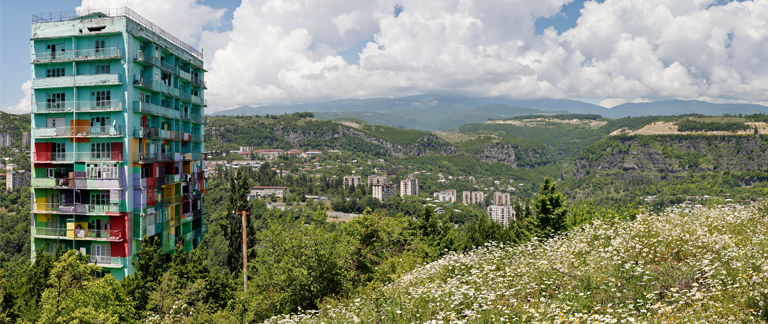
(576, 135), (768, 179)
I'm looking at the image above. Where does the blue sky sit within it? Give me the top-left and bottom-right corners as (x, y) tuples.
(0, 0), (594, 111)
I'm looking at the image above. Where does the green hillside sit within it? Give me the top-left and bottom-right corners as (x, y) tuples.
(264, 204), (768, 323)
(0, 112), (30, 150)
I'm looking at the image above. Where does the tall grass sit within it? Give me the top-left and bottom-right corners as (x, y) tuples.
(266, 203), (768, 323)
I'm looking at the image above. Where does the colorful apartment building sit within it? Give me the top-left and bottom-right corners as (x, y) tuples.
(29, 8), (207, 279)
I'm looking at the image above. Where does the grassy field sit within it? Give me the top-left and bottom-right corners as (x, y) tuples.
(265, 204), (768, 323)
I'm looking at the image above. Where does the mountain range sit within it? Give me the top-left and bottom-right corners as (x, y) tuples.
(211, 95), (768, 131)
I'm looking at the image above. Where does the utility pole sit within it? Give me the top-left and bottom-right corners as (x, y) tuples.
(241, 210), (250, 292)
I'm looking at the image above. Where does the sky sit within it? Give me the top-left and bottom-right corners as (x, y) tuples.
(2, 0), (767, 114)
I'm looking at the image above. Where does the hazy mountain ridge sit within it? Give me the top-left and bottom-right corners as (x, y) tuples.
(211, 95), (768, 130)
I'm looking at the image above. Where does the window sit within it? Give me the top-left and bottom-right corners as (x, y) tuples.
(91, 116), (110, 127)
(48, 193), (60, 208)
(94, 39), (105, 52)
(90, 192), (109, 205)
(93, 91), (110, 107)
(47, 168), (54, 178)
(94, 64), (110, 74)
(46, 93), (66, 109)
(87, 163), (117, 179)
(46, 68), (65, 78)
(140, 93), (151, 103)
(91, 142), (110, 159)
(141, 166), (151, 178)
(53, 143), (66, 161)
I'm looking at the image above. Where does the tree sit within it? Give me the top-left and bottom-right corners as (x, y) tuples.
(122, 236), (163, 313)
(413, 206), (456, 257)
(224, 170), (253, 273)
(37, 250), (136, 324)
(534, 177), (568, 238)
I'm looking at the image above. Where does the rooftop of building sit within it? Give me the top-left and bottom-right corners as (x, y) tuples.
(251, 186), (289, 189)
(32, 7), (203, 60)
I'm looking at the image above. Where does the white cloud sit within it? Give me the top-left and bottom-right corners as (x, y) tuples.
(599, 98), (626, 108)
(1, 81), (32, 114)
(79, 0), (768, 112)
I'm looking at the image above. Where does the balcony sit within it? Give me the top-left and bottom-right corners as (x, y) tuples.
(31, 226), (123, 241)
(161, 195), (182, 206)
(191, 133), (204, 142)
(32, 74), (122, 89)
(33, 125), (122, 138)
(191, 95), (206, 106)
(181, 113), (204, 124)
(136, 152), (175, 163)
(133, 50), (205, 87)
(133, 101), (181, 119)
(34, 151), (123, 163)
(89, 255), (123, 268)
(32, 100), (123, 113)
(191, 76), (207, 89)
(32, 47), (121, 63)
(33, 202), (120, 215)
(133, 177), (157, 188)
(166, 174), (182, 185)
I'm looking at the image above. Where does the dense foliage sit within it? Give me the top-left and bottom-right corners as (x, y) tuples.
(676, 119), (750, 132)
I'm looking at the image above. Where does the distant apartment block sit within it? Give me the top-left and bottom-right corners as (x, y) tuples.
(372, 183), (396, 202)
(239, 146), (253, 153)
(6, 164), (18, 171)
(494, 192), (511, 205)
(0, 133), (11, 147)
(433, 189), (457, 203)
(343, 175), (363, 189)
(255, 149), (282, 160)
(29, 8), (208, 279)
(400, 176), (419, 197)
(22, 132), (31, 147)
(6, 170), (31, 191)
(462, 191), (485, 205)
(487, 205), (515, 226)
(368, 175), (389, 186)
(374, 167), (387, 174)
(250, 186), (289, 199)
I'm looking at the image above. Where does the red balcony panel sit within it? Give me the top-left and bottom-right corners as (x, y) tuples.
(111, 142), (123, 161)
(34, 143), (52, 161)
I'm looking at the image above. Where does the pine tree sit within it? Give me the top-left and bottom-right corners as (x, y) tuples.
(534, 177), (568, 238)
(224, 170), (252, 273)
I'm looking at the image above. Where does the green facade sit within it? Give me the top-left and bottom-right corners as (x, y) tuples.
(29, 8), (207, 279)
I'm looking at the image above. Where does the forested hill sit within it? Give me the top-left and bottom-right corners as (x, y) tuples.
(0, 112), (30, 149)
(205, 113), (556, 168)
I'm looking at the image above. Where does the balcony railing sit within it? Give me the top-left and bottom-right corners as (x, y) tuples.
(133, 177), (157, 188)
(34, 151), (123, 163)
(133, 101), (181, 119)
(136, 152), (174, 163)
(191, 77), (206, 88)
(166, 174), (182, 185)
(181, 113), (204, 124)
(33, 125), (122, 138)
(31, 177), (73, 188)
(191, 133), (204, 142)
(32, 100), (123, 113)
(90, 255), (123, 267)
(33, 202), (120, 215)
(191, 95), (205, 106)
(32, 74), (122, 88)
(31, 226), (123, 241)
(32, 47), (121, 63)
(133, 126), (160, 138)
(161, 195), (182, 206)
